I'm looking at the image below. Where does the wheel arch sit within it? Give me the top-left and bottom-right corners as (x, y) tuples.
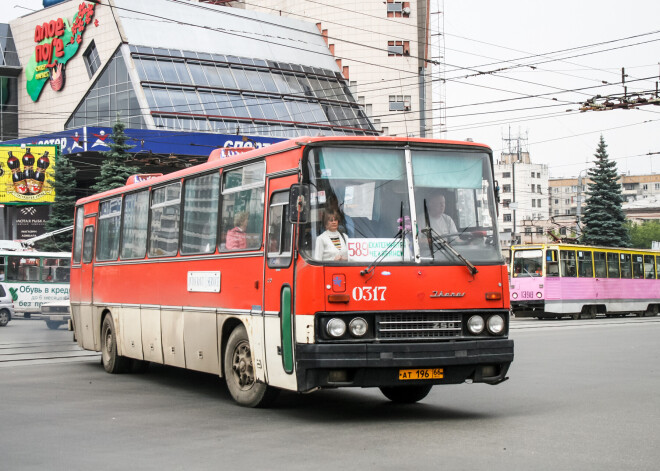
(220, 317), (244, 378)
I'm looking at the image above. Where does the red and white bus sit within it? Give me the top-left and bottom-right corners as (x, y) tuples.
(510, 243), (660, 319)
(70, 136), (513, 407)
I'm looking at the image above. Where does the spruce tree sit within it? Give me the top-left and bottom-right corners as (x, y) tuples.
(39, 153), (77, 252)
(580, 135), (630, 247)
(92, 118), (138, 193)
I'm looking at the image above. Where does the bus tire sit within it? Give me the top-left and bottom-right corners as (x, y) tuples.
(101, 315), (130, 374)
(379, 385), (433, 403)
(224, 324), (279, 408)
(572, 312), (580, 320)
(0, 309), (9, 327)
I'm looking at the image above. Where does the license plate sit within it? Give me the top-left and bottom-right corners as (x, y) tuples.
(399, 368), (444, 381)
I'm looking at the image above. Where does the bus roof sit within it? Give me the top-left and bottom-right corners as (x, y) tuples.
(75, 136), (492, 206)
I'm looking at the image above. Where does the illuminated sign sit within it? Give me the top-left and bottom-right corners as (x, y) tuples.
(0, 145), (58, 204)
(25, 2), (98, 102)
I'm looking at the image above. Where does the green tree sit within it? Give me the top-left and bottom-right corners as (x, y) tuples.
(580, 135), (630, 247)
(92, 118), (138, 193)
(38, 153), (78, 252)
(626, 220), (660, 249)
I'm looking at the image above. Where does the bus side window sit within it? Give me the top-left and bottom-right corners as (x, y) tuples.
(607, 252), (620, 278)
(560, 250), (576, 277)
(594, 252), (607, 278)
(644, 255), (655, 279)
(219, 162), (265, 252)
(620, 253), (632, 279)
(83, 226), (95, 264)
(577, 250), (593, 277)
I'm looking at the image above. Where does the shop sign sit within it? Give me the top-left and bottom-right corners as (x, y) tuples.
(0, 145), (58, 204)
(13, 206), (51, 240)
(26, 2), (98, 102)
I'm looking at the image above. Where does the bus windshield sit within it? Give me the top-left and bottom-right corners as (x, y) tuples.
(301, 145), (502, 265)
(512, 249), (543, 277)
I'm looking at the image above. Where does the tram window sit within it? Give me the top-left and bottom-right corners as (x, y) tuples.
(632, 255), (644, 279)
(560, 250), (576, 277)
(546, 250), (559, 277)
(644, 255), (655, 279)
(607, 252), (620, 278)
(594, 252), (607, 278)
(577, 250), (593, 277)
(83, 226), (95, 264)
(181, 173), (220, 255)
(620, 253), (632, 279)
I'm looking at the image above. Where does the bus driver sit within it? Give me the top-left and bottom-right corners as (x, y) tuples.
(314, 210), (348, 261)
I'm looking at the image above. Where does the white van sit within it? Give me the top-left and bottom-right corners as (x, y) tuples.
(0, 283), (15, 327)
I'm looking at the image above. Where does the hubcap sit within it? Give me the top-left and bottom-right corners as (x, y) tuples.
(231, 340), (254, 390)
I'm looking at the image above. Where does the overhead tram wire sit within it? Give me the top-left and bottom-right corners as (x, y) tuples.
(111, 0), (660, 107)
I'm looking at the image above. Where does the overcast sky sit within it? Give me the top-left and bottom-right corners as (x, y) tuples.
(4, 1), (660, 179)
(444, 0), (660, 178)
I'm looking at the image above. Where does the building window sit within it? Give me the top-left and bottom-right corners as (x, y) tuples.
(537, 199), (542, 207)
(83, 40), (101, 78)
(532, 200), (536, 208)
(554, 210), (559, 215)
(502, 199), (511, 208)
(502, 172), (510, 178)
(502, 184), (511, 193)
(643, 184), (648, 190)
(560, 227), (567, 236)
(503, 214), (512, 222)
(554, 199), (558, 204)
(525, 227), (532, 235)
(388, 40), (410, 56)
(655, 183), (660, 190)
(389, 95), (411, 111)
(565, 199), (570, 204)
(387, 1), (407, 17)
(565, 210), (571, 215)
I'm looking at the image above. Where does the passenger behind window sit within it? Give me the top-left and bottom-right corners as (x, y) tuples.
(314, 210), (348, 261)
(225, 212), (249, 250)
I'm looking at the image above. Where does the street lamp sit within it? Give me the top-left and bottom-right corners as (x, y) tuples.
(575, 169), (589, 237)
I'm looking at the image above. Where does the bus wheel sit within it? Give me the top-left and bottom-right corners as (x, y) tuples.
(224, 325), (278, 408)
(101, 315), (130, 374)
(572, 312), (580, 320)
(0, 309), (9, 327)
(379, 385), (433, 404)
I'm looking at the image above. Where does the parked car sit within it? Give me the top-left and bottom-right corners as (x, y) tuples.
(0, 283), (14, 327)
(40, 300), (70, 330)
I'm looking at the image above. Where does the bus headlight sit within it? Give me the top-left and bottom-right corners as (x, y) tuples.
(467, 315), (484, 334)
(348, 317), (368, 337)
(536, 292), (543, 298)
(511, 292), (518, 299)
(487, 315), (505, 335)
(326, 318), (346, 337)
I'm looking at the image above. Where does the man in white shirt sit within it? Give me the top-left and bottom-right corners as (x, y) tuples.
(427, 193), (457, 235)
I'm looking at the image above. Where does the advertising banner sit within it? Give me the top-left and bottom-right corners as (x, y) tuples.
(0, 145), (57, 204)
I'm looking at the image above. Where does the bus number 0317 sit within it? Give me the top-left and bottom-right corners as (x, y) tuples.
(352, 286), (386, 301)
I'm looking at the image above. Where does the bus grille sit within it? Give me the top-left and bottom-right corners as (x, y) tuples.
(377, 313), (462, 341)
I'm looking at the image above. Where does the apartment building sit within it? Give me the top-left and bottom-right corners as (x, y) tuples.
(234, 0), (437, 138)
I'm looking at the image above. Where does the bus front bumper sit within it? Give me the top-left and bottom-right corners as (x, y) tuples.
(295, 339), (513, 391)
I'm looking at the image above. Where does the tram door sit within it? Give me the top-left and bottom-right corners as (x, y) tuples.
(263, 175), (297, 389)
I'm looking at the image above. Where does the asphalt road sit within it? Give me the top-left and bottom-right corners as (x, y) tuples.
(1, 317), (659, 471)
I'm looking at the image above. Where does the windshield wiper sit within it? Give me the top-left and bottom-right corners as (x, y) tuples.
(360, 202), (408, 276)
(422, 199), (478, 276)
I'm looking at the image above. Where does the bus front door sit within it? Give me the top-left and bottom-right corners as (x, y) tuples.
(263, 176), (297, 390)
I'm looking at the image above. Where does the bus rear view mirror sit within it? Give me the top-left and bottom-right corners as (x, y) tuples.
(289, 184), (310, 224)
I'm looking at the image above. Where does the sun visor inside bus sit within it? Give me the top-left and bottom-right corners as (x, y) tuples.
(315, 148), (483, 189)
